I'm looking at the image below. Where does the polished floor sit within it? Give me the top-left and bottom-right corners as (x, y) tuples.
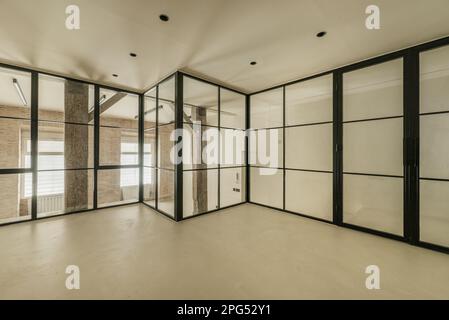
(0, 203), (448, 299)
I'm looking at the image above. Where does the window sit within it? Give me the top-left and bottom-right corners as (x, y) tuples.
(24, 139), (65, 197)
(120, 142), (143, 187)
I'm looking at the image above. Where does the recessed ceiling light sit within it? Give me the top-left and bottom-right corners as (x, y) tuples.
(159, 14), (169, 22)
(112, 74), (118, 77)
(130, 53), (137, 57)
(250, 61), (257, 66)
(316, 31), (327, 38)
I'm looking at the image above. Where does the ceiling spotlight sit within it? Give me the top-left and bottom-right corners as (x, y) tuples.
(159, 14), (169, 22)
(250, 61), (257, 66)
(130, 53), (137, 57)
(12, 78), (27, 106)
(112, 74), (118, 77)
(316, 31), (327, 38)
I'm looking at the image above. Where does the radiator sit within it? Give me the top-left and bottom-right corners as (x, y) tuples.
(28, 194), (64, 214)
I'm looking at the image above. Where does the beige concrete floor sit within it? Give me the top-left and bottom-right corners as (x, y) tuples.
(0, 203), (448, 299)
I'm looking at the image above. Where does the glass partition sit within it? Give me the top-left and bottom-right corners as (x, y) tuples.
(342, 59), (404, 235)
(183, 76), (246, 217)
(420, 44), (449, 248)
(249, 88), (283, 209)
(284, 74), (333, 220)
(0, 65), (33, 223)
(143, 76), (176, 217)
(37, 75), (95, 217)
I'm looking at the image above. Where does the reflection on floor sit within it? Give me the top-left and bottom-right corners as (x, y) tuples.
(0, 203), (448, 299)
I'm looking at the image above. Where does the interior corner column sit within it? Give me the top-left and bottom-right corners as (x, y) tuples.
(64, 80), (89, 210)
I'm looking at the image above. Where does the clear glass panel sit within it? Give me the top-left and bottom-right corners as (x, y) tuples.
(249, 129), (283, 168)
(285, 74), (333, 126)
(220, 167), (246, 208)
(343, 59), (403, 121)
(158, 123), (175, 170)
(143, 167), (156, 207)
(98, 168), (139, 207)
(39, 75), (94, 124)
(144, 128), (156, 167)
(158, 77), (175, 125)
(0, 173), (32, 224)
(420, 114), (449, 179)
(343, 174), (403, 235)
(99, 88), (139, 130)
(183, 77), (218, 126)
(285, 124), (332, 171)
(285, 170), (332, 221)
(37, 169), (94, 217)
(420, 45), (449, 114)
(183, 169), (219, 217)
(250, 167), (283, 208)
(100, 127), (138, 166)
(183, 124), (219, 170)
(343, 118), (403, 176)
(420, 180), (449, 247)
(220, 88), (245, 129)
(158, 169), (174, 217)
(220, 129), (246, 167)
(250, 88), (283, 129)
(144, 87), (157, 129)
(0, 118), (30, 169)
(0, 66), (31, 119)
(38, 121), (94, 170)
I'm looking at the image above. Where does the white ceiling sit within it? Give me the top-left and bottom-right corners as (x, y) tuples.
(0, 0), (449, 94)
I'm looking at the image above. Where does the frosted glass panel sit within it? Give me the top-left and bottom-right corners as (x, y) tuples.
(343, 118), (403, 176)
(249, 129), (283, 168)
(285, 170), (332, 221)
(183, 169), (218, 217)
(285, 124), (332, 171)
(220, 89), (245, 129)
(285, 74), (333, 126)
(420, 114), (449, 179)
(250, 88), (283, 129)
(343, 174), (403, 235)
(220, 129), (245, 167)
(420, 180), (449, 247)
(343, 59), (403, 121)
(220, 167), (246, 207)
(420, 45), (449, 114)
(158, 169), (174, 217)
(250, 167), (283, 208)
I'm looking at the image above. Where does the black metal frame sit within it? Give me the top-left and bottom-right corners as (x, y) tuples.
(248, 35), (449, 255)
(1, 34), (449, 256)
(0, 63), (141, 227)
(176, 71), (247, 220)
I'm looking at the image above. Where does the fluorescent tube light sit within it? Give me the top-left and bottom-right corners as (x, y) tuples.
(13, 78), (27, 106)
